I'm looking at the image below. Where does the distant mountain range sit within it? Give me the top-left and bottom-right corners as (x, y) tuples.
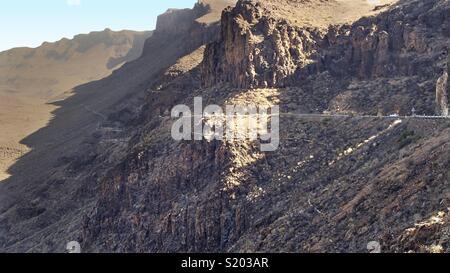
(0, 28), (151, 182)
(0, 29), (151, 102)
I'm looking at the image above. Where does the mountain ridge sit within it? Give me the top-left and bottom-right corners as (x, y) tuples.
(0, 28), (151, 182)
(80, 0), (449, 253)
(0, 28), (152, 100)
(0, 0), (449, 253)
(0, 0), (234, 252)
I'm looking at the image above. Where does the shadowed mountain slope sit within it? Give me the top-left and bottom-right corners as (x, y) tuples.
(0, 0), (233, 252)
(0, 29), (151, 181)
(1, 0), (449, 253)
(81, 0), (449, 253)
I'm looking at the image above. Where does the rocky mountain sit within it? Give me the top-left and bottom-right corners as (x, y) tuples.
(0, 0), (449, 253)
(0, 29), (151, 181)
(0, 29), (151, 101)
(0, 0), (236, 252)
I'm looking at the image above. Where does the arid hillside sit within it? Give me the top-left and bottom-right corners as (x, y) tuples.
(0, 0), (448, 253)
(254, 0), (397, 28)
(0, 0), (234, 252)
(0, 29), (151, 100)
(0, 29), (151, 181)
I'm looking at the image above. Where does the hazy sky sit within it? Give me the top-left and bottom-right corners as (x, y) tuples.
(0, 0), (198, 52)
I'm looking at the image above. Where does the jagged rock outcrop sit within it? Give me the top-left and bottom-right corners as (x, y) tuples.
(321, 3), (450, 80)
(203, 0), (450, 90)
(202, 0), (323, 88)
(150, 4), (218, 55)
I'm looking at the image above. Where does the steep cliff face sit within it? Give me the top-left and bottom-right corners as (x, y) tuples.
(155, 5), (209, 37)
(322, 0), (450, 80)
(0, 2), (230, 253)
(2, 0), (449, 253)
(202, 1), (323, 88)
(203, 0), (450, 90)
(321, 0), (450, 116)
(78, 0), (450, 253)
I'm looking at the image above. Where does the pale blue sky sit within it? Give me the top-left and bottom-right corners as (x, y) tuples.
(0, 0), (198, 52)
